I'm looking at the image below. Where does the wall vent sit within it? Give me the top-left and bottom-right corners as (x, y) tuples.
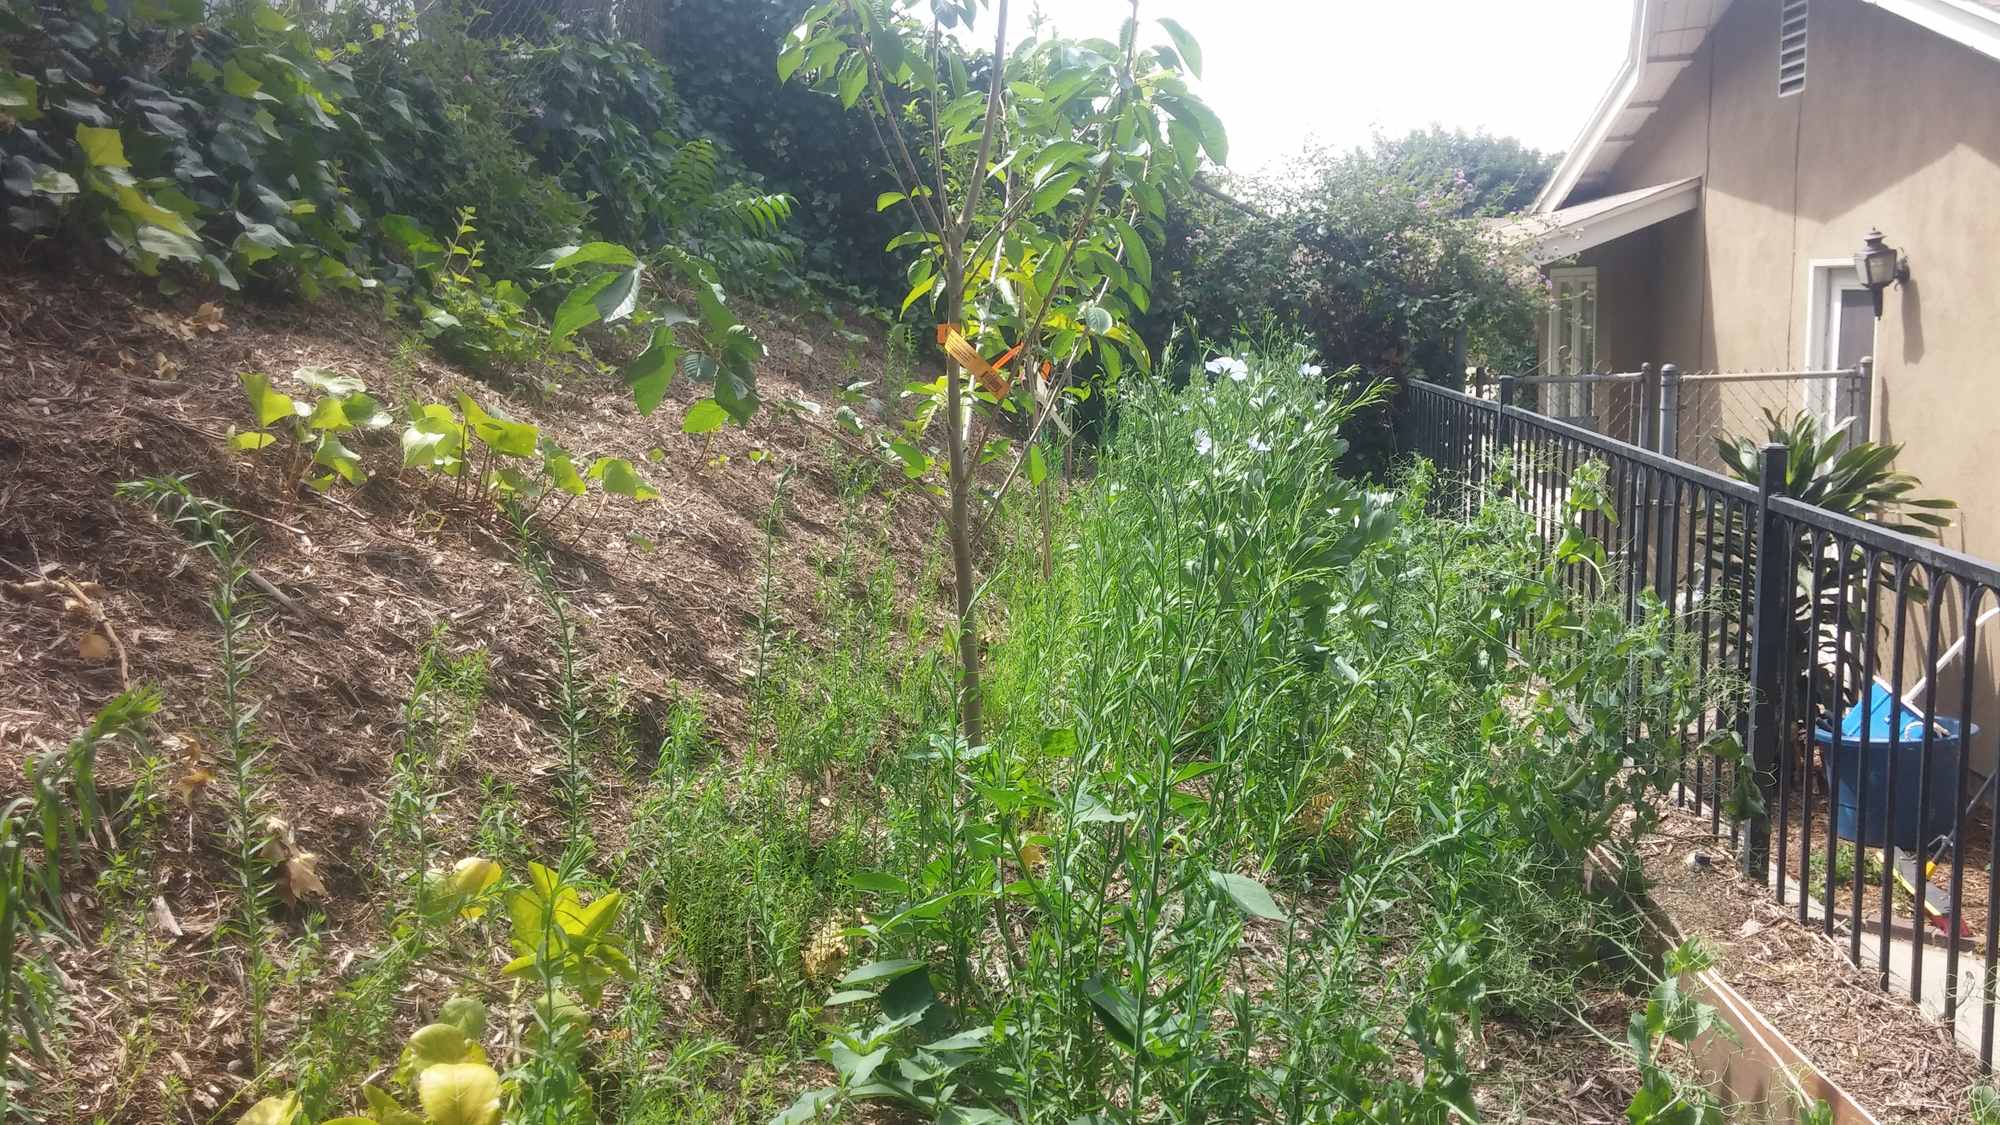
(1779, 0), (1809, 96)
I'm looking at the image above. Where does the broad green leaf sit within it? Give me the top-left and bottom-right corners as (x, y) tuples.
(545, 450), (587, 496)
(624, 328), (681, 415)
(221, 59), (263, 99)
(587, 457), (659, 502)
(381, 214), (442, 257)
(457, 394), (537, 457)
(1026, 443), (1047, 486)
(230, 430), (276, 451)
(305, 396), (356, 431)
(1079, 304), (1113, 335)
(417, 1062), (502, 1125)
(294, 367), (364, 397)
(239, 372), (296, 427)
(402, 404), (464, 469)
(770, 1087), (838, 1125)
(838, 56), (868, 108)
(0, 72), (39, 121)
(682, 398), (728, 434)
(1031, 171), (1082, 215)
(1157, 17), (1203, 77)
(314, 434), (367, 484)
(1110, 217), (1152, 289)
(838, 958), (925, 987)
(901, 273), (937, 316)
(362, 1085), (421, 1125)
(537, 241), (638, 272)
(876, 191), (905, 212)
(1080, 976), (1141, 1050)
(829, 1044), (888, 1086)
(1207, 870), (1287, 921)
(76, 125), (128, 169)
(922, 1026), (992, 1052)
(551, 271), (618, 344)
(437, 857), (501, 916)
(397, 1024), (487, 1087)
(438, 997), (488, 1040)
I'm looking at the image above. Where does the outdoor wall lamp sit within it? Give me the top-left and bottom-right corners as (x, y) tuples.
(1855, 227), (1910, 318)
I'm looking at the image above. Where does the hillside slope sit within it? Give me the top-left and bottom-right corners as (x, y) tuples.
(0, 260), (936, 1121)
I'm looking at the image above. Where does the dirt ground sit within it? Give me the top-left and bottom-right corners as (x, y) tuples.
(1639, 803), (1990, 1122)
(0, 257), (940, 1120)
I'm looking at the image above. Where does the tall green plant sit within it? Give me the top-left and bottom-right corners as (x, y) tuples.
(1712, 408), (1957, 715)
(782, 0), (1222, 744)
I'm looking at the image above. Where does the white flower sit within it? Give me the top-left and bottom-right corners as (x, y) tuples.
(1206, 356), (1249, 382)
(1299, 363), (1324, 378)
(1247, 434), (1272, 454)
(1193, 427), (1214, 457)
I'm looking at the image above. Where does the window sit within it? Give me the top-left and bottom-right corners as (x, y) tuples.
(1545, 266), (1598, 421)
(1779, 0), (1808, 96)
(1804, 259), (1873, 438)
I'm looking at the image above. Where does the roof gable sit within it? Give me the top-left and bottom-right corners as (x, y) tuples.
(1535, 0), (2000, 214)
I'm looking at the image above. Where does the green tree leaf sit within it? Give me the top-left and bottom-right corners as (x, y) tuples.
(76, 125), (128, 169)
(537, 242), (638, 272)
(681, 399), (729, 434)
(239, 372), (296, 427)
(1157, 17), (1203, 77)
(587, 457), (659, 501)
(1207, 870), (1287, 921)
(457, 395), (538, 457)
(624, 328), (682, 415)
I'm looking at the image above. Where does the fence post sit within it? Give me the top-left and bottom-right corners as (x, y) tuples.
(1659, 363), (1681, 461)
(1743, 442), (1791, 881)
(1496, 376), (1517, 462)
(1637, 363), (1657, 451)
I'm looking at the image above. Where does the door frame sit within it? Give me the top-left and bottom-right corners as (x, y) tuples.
(1802, 257), (1875, 436)
(1545, 264), (1600, 423)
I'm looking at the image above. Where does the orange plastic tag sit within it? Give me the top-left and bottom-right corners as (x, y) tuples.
(937, 325), (1022, 397)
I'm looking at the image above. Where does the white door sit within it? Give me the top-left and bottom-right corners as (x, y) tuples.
(1545, 266), (1598, 424)
(1806, 263), (1874, 438)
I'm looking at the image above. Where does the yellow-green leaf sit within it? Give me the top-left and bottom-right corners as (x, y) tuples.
(240, 372), (296, 427)
(437, 856), (501, 918)
(586, 457), (659, 502)
(681, 398), (728, 434)
(901, 273), (936, 316)
(76, 125), (128, 169)
(417, 1062), (503, 1125)
(234, 1094), (300, 1125)
(362, 1084), (422, 1125)
(396, 1023), (487, 1087)
(456, 394), (538, 457)
(230, 430), (277, 451)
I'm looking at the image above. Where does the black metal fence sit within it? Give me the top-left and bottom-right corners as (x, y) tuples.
(1405, 377), (2000, 1068)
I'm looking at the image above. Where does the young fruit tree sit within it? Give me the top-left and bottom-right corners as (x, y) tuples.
(781, 0), (1225, 744)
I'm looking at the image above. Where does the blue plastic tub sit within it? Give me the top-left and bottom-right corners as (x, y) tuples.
(1814, 684), (1965, 850)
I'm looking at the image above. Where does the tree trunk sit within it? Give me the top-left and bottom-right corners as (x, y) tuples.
(943, 259), (984, 748)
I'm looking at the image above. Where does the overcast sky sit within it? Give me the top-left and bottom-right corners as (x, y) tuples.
(988, 0), (1634, 174)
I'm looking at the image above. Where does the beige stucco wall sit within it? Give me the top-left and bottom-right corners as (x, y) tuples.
(1581, 0), (2000, 563)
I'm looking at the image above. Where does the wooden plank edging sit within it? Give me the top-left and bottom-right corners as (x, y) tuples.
(1589, 845), (1885, 1124)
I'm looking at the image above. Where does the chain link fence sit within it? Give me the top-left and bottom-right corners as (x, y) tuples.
(1667, 367), (1872, 473)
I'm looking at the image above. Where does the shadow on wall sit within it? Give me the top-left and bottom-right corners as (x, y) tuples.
(1900, 278), (1926, 364)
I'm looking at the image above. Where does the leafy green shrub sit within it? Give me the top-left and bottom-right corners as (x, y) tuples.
(516, 31), (801, 288)
(0, 1), (383, 291)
